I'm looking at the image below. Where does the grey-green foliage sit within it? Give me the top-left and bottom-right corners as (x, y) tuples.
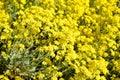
(4, 39), (49, 78)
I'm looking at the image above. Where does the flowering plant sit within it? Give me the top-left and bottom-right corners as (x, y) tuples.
(0, 0), (120, 80)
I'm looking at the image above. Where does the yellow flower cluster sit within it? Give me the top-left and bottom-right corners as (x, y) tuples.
(0, 75), (9, 80)
(0, 0), (120, 80)
(0, 2), (12, 40)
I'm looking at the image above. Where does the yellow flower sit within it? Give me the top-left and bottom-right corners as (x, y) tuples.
(59, 78), (64, 80)
(37, 72), (45, 79)
(15, 76), (23, 80)
(42, 61), (47, 65)
(0, 1), (3, 9)
(8, 40), (12, 48)
(110, 49), (115, 56)
(24, 30), (29, 37)
(100, 76), (106, 80)
(13, 22), (18, 26)
(81, 60), (86, 65)
(73, 64), (80, 73)
(50, 51), (55, 58)
(96, 75), (101, 80)
(1, 51), (9, 59)
(1, 35), (9, 40)
(55, 55), (61, 60)
(51, 76), (57, 80)
(65, 51), (78, 61)
(20, 0), (26, 4)
(19, 44), (25, 51)
(103, 52), (108, 57)
(0, 75), (4, 79)
(0, 75), (9, 80)
(3, 28), (10, 33)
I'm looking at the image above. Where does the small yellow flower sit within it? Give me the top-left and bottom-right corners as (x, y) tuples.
(1, 51), (9, 59)
(50, 51), (55, 57)
(1, 35), (9, 40)
(42, 61), (47, 65)
(8, 40), (12, 48)
(19, 44), (25, 51)
(0, 1), (3, 9)
(55, 55), (61, 60)
(24, 30), (29, 37)
(59, 78), (64, 80)
(37, 72), (45, 79)
(0, 75), (4, 79)
(20, 0), (26, 4)
(15, 76), (23, 80)
(100, 76), (106, 80)
(51, 76), (57, 80)
(0, 75), (9, 80)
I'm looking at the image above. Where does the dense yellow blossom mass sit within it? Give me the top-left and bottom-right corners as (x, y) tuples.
(0, 0), (120, 80)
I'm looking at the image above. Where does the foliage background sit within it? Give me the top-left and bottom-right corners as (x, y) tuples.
(0, 0), (120, 80)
